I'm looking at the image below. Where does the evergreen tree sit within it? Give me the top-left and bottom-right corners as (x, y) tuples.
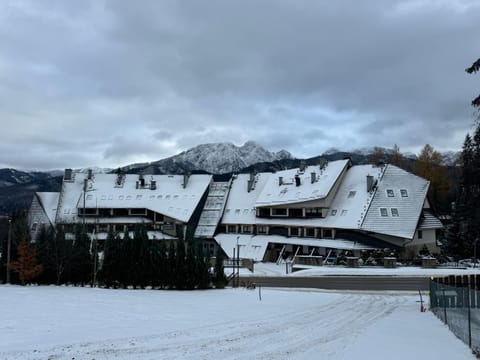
(35, 225), (56, 284)
(185, 237), (197, 290)
(9, 239), (43, 285)
(214, 245), (226, 289)
(174, 239), (187, 289)
(99, 229), (120, 288)
(52, 226), (71, 285)
(150, 239), (166, 288)
(131, 225), (150, 289)
(166, 240), (176, 289)
(195, 240), (211, 289)
(70, 225), (92, 286)
(121, 229), (134, 288)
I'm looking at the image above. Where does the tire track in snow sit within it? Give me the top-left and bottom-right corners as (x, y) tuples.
(1, 294), (409, 360)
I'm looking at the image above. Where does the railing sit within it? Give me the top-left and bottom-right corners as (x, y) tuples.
(430, 276), (480, 355)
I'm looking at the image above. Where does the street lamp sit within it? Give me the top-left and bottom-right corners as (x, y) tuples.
(6, 218), (12, 284)
(474, 238), (479, 269)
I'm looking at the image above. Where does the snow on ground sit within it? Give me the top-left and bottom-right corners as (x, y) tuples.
(0, 285), (475, 360)
(239, 262), (480, 277)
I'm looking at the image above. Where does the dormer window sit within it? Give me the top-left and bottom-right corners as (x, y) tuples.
(348, 191), (356, 198)
(400, 189), (408, 197)
(331, 209), (337, 216)
(386, 189), (394, 197)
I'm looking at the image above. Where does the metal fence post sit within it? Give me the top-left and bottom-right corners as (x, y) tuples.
(443, 285), (447, 325)
(468, 286), (472, 348)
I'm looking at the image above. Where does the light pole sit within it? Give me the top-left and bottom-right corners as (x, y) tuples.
(6, 218), (12, 284)
(474, 238), (479, 269)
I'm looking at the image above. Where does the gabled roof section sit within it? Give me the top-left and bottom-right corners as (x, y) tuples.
(418, 209), (443, 230)
(222, 173), (270, 224)
(55, 173), (212, 223)
(255, 160), (349, 207)
(36, 192), (60, 226)
(360, 165), (429, 239)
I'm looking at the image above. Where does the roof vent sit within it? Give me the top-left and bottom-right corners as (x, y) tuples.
(279, 176), (283, 186)
(64, 168), (73, 181)
(139, 174), (145, 188)
(310, 172), (316, 184)
(295, 174), (301, 187)
(319, 158), (328, 170)
(366, 175), (374, 192)
(150, 180), (157, 190)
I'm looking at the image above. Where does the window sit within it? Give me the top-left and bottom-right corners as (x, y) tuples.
(271, 208), (288, 216)
(323, 229), (333, 238)
(348, 191), (356, 198)
(386, 189), (394, 197)
(31, 222), (38, 231)
(305, 207), (323, 217)
(341, 209), (348, 216)
(331, 209), (337, 216)
(400, 189), (408, 197)
(227, 225), (237, 233)
(305, 228), (315, 237)
(242, 225), (252, 233)
(391, 208), (399, 217)
(126, 195), (132, 200)
(257, 225), (268, 234)
(418, 230), (423, 239)
(290, 228), (302, 237)
(380, 208), (388, 217)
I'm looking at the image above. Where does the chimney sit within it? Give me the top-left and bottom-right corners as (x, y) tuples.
(295, 174), (301, 187)
(310, 172), (316, 184)
(319, 158), (328, 170)
(247, 173), (255, 192)
(64, 168), (72, 181)
(139, 174), (145, 187)
(299, 160), (307, 172)
(366, 175), (374, 192)
(279, 176), (283, 186)
(150, 180), (157, 190)
(87, 169), (93, 180)
(183, 172), (190, 188)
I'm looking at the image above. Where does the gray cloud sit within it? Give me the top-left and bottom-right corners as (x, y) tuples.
(0, 0), (478, 169)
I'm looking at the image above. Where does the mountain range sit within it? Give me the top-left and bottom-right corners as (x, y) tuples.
(0, 141), (460, 215)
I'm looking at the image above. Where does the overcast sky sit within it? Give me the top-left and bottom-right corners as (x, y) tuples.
(0, 0), (479, 170)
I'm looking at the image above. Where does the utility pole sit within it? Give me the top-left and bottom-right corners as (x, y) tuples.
(6, 218), (12, 284)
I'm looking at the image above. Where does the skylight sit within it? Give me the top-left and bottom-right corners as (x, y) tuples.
(400, 189), (408, 197)
(331, 209), (337, 216)
(348, 191), (356, 198)
(386, 189), (394, 197)
(391, 208), (399, 217)
(380, 208), (388, 216)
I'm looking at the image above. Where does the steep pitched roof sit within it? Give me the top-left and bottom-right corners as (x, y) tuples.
(55, 173), (212, 223)
(360, 165), (429, 239)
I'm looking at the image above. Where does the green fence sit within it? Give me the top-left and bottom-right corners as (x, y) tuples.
(430, 276), (480, 352)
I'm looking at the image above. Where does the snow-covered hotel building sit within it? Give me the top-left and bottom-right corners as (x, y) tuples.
(29, 160), (443, 260)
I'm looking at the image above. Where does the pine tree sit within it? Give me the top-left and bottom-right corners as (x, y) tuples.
(35, 225), (56, 284)
(196, 240), (211, 289)
(99, 229), (120, 288)
(174, 239), (187, 289)
(52, 226), (70, 285)
(70, 225), (92, 286)
(214, 245), (226, 289)
(185, 237), (197, 290)
(9, 239), (43, 285)
(166, 240), (176, 289)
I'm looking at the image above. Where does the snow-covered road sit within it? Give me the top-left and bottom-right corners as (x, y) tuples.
(0, 286), (474, 359)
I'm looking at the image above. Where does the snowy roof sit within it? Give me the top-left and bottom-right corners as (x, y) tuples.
(36, 192), (60, 225)
(221, 173), (270, 224)
(55, 173), (212, 223)
(195, 181), (231, 238)
(255, 160), (349, 207)
(215, 233), (375, 261)
(219, 164), (432, 241)
(418, 209), (443, 230)
(360, 165), (430, 239)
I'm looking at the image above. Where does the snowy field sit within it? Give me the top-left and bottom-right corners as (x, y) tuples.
(242, 262), (480, 277)
(0, 285), (475, 360)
